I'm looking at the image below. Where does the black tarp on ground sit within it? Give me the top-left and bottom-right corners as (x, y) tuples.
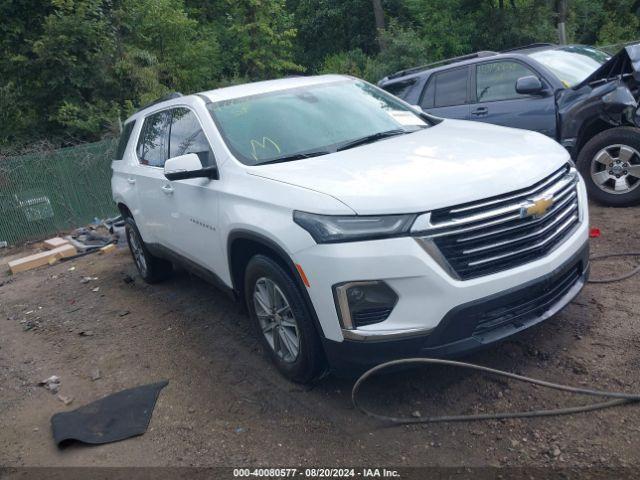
(51, 380), (168, 447)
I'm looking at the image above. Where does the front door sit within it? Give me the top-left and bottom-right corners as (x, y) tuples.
(162, 107), (224, 274)
(470, 60), (557, 138)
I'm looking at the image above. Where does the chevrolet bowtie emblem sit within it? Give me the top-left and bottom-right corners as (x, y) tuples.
(520, 195), (554, 219)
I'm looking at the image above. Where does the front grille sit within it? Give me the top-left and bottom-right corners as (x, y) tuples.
(416, 164), (580, 280)
(473, 263), (581, 336)
(352, 307), (394, 327)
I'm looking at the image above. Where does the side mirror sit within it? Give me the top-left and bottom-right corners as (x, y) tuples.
(164, 153), (218, 181)
(516, 75), (544, 95)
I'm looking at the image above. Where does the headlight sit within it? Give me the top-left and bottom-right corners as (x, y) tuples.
(293, 211), (417, 243)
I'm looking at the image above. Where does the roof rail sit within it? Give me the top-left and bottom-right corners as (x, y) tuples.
(386, 51), (498, 80)
(137, 92), (183, 112)
(501, 43), (556, 53)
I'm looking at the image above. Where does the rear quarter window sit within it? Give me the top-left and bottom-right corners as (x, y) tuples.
(114, 121), (136, 160)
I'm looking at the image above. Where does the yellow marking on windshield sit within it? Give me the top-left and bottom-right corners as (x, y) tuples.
(250, 137), (281, 160)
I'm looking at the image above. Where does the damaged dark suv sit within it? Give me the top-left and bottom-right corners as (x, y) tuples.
(379, 43), (640, 207)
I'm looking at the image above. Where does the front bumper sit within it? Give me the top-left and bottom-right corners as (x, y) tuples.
(322, 242), (589, 374)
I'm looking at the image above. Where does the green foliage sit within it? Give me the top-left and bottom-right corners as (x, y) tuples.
(1, 0), (638, 149)
(225, 0), (303, 79)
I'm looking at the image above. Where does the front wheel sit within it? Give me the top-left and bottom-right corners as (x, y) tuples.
(577, 127), (640, 207)
(244, 255), (325, 383)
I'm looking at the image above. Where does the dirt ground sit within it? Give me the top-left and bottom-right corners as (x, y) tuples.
(1, 202), (639, 471)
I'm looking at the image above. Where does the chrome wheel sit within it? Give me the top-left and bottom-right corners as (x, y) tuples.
(253, 277), (300, 363)
(127, 227), (147, 276)
(591, 144), (640, 195)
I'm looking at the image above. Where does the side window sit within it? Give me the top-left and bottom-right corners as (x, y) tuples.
(114, 120), (135, 160)
(420, 76), (436, 109)
(476, 61), (538, 102)
(432, 67), (469, 108)
(137, 111), (170, 167)
(168, 108), (215, 167)
(383, 78), (417, 100)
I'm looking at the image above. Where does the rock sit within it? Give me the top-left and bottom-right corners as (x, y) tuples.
(91, 286), (100, 292)
(510, 439), (520, 448)
(123, 274), (135, 284)
(411, 410), (422, 418)
(551, 446), (562, 457)
(90, 369), (101, 381)
(118, 310), (130, 317)
(57, 394), (74, 406)
(78, 330), (94, 337)
(38, 375), (60, 393)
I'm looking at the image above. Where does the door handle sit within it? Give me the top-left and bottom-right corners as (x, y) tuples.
(161, 184), (174, 195)
(127, 177), (136, 185)
(471, 107), (488, 117)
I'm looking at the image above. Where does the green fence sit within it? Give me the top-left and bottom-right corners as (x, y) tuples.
(0, 140), (119, 246)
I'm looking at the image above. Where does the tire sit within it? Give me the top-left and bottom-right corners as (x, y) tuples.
(577, 127), (640, 207)
(124, 217), (173, 283)
(244, 254), (325, 383)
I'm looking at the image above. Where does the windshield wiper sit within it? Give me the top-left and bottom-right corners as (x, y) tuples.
(257, 150), (331, 165)
(336, 129), (408, 152)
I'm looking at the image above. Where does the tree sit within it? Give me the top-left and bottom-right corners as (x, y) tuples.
(372, 0), (386, 49)
(224, 0), (302, 79)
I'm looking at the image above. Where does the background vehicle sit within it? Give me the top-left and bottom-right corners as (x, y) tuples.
(378, 43), (640, 207)
(112, 75), (589, 383)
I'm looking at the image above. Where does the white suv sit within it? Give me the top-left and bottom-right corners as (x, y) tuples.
(112, 75), (589, 383)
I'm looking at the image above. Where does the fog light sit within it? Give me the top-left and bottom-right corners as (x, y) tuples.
(333, 281), (398, 329)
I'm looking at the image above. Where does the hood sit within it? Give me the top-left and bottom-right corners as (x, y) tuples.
(577, 43), (640, 88)
(246, 120), (570, 215)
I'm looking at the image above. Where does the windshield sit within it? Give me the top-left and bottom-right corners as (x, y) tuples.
(528, 46), (611, 87)
(207, 79), (428, 165)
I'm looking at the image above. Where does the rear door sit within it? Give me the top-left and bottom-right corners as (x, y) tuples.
(419, 66), (471, 120)
(133, 110), (172, 244)
(470, 60), (557, 137)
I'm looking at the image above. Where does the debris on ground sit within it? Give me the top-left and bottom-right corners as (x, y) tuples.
(4, 217), (124, 276)
(57, 394), (74, 406)
(43, 237), (70, 250)
(51, 380), (168, 447)
(39, 375), (61, 393)
(90, 369), (101, 381)
(8, 244), (77, 274)
(99, 244), (117, 255)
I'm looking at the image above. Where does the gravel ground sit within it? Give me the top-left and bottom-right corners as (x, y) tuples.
(0, 202), (639, 471)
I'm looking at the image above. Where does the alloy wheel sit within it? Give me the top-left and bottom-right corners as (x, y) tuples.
(253, 277), (301, 363)
(590, 144), (640, 195)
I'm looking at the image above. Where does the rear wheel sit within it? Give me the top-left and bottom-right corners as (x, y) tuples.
(577, 127), (640, 207)
(124, 217), (172, 283)
(244, 254), (325, 383)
